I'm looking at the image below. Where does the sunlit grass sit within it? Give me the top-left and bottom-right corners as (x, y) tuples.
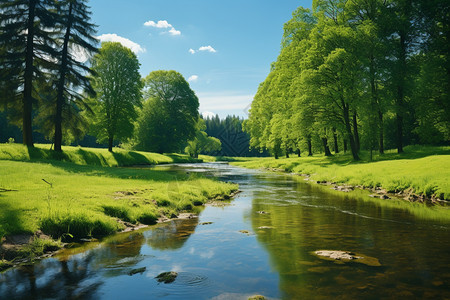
(232, 145), (450, 200)
(0, 159), (238, 241)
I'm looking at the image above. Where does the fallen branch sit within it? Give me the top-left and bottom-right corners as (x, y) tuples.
(0, 188), (18, 192)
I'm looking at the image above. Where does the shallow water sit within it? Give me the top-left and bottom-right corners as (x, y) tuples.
(1, 163), (449, 299)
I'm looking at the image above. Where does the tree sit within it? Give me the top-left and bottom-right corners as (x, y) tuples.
(0, 0), (59, 146)
(134, 70), (199, 153)
(52, 0), (97, 152)
(185, 119), (221, 158)
(90, 42), (142, 152)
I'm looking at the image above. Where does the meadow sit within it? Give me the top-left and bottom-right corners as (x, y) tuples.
(231, 145), (450, 201)
(0, 144), (237, 264)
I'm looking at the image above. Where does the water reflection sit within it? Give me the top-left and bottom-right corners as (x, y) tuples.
(250, 175), (450, 299)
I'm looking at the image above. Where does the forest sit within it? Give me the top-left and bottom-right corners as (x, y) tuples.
(0, 0), (220, 156)
(244, 0), (449, 160)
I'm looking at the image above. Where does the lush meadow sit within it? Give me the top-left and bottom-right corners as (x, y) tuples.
(0, 144), (237, 262)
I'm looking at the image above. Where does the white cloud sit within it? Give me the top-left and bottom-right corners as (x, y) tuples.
(144, 20), (171, 28)
(199, 45), (217, 53)
(189, 45), (217, 54)
(144, 20), (181, 36)
(188, 75), (198, 82)
(169, 28), (181, 36)
(201, 111), (216, 119)
(97, 33), (145, 54)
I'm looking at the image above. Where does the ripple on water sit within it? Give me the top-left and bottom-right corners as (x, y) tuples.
(154, 272), (213, 297)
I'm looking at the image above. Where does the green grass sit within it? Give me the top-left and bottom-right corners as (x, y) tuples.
(0, 143), (201, 167)
(232, 145), (450, 200)
(0, 145), (238, 242)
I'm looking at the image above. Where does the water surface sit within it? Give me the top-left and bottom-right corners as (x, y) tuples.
(1, 163), (449, 299)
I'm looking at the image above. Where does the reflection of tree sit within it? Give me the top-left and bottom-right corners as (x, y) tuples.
(147, 218), (199, 250)
(0, 254), (102, 299)
(251, 178), (450, 299)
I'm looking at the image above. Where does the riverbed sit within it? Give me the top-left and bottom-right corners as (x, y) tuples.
(1, 163), (449, 299)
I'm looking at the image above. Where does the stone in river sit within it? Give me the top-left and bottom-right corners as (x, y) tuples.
(155, 271), (178, 283)
(313, 250), (381, 267)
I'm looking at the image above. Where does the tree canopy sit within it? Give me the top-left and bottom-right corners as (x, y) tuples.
(90, 42), (142, 152)
(134, 70), (199, 153)
(244, 0), (450, 160)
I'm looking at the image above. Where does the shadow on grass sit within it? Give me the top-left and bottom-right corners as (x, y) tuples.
(0, 201), (30, 238)
(112, 151), (152, 166)
(76, 148), (109, 166)
(41, 159), (192, 182)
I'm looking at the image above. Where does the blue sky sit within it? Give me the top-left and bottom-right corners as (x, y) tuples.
(89, 0), (311, 118)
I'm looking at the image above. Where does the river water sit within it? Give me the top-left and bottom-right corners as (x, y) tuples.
(1, 163), (449, 299)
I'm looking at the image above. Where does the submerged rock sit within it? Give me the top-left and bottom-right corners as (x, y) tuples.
(200, 222), (213, 225)
(155, 271), (178, 283)
(313, 250), (381, 267)
(239, 230), (252, 235)
(128, 267), (146, 276)
(248, 295), (266, 300)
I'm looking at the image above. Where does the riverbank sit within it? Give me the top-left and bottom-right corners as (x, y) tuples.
(0, 145), (238, 270)
(231, 145), (450, 202)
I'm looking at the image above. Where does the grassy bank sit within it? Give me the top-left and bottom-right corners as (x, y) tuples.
(0, 144), (238, 265)
(232, 145), (450, 201)
(0, 143), (200, 167)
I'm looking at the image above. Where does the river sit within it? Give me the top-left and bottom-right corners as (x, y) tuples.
(1, 163), (449, 299)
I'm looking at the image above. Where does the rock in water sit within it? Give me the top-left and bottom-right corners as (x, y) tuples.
(248, 295), (266, 300)
(313, 250), (381, 267)
(128, 267), (146, 276)
(155, 271), (178, 283)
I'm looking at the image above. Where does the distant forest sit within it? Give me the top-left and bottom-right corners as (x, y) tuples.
(203, 115), (268, 157)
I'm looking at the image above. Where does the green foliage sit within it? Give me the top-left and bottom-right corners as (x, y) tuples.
(245, 0), (449, 162)
(185, 119), (221, 158)
(134, 70), (199, 153)
(90, 42), (143, 151)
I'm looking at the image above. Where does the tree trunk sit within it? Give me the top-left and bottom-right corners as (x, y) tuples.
(108, 136), (113, 152)
(23, 0), (37, 147)
(285, 146), (289, 158)
(321, 137), (332, 156)
(307, 136), (313, 156)
(352, 112), (360, 152)
(332, 128), (339, 153)
(54, 2), (74, 152)
(396, 31), (406, 154)
(343, 139), (348, 153)
(297, 148), (301, 157)
(378, 109), (384, 154)
(344, 105), (360, 160)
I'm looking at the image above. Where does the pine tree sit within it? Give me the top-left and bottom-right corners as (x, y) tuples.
(0, 0), (59, 146)
(52, 0), (97, 151)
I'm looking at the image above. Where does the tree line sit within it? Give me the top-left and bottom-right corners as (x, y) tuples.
(244, 0), (449, 160)
(0, 0), (214, 154)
